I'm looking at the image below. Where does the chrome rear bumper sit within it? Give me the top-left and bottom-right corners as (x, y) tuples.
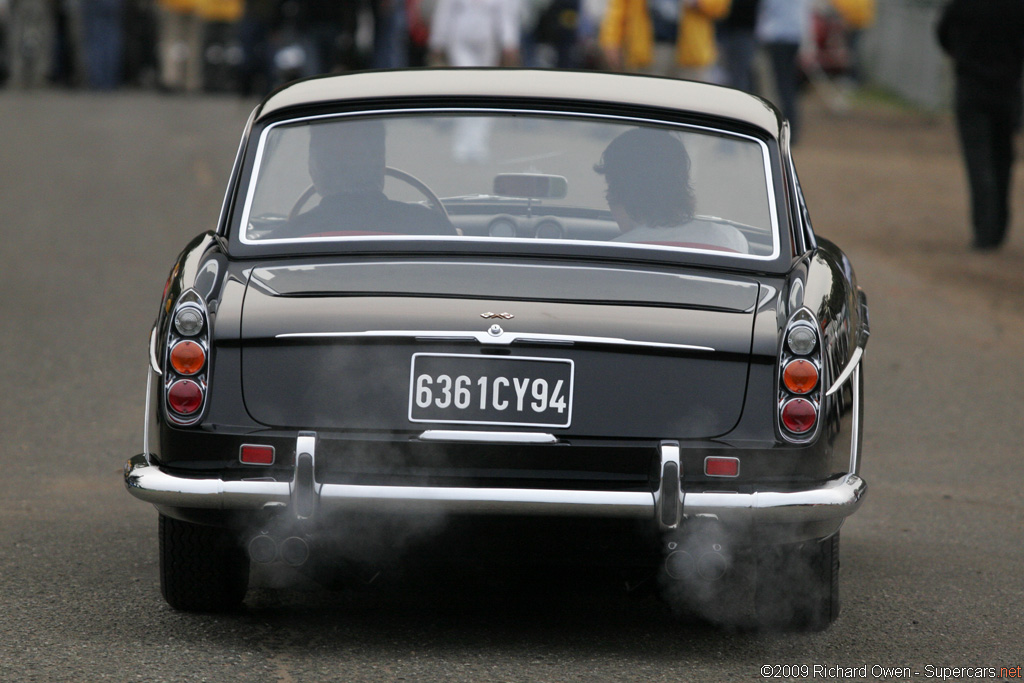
(125, 437), (866, 541)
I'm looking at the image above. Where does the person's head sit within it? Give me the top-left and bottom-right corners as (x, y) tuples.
(594, 128), (696, 230)
(308, 118), (386, 196)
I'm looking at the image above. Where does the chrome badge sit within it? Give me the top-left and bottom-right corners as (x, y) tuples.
(480, 312), (514, 320)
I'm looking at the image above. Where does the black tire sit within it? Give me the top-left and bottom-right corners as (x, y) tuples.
(755, 533), (840, 631)
(159, 514), (250, 612)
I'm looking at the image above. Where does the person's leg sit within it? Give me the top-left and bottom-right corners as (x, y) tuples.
(766, 41), (801, 142)
(955, 85), (1002, 249)
(989, 95), (1021, 246)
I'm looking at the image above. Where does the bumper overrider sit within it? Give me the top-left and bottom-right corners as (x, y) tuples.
(124, 435), (866, 542)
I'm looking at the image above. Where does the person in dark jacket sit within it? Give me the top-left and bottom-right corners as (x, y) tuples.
(938, 0), (1024, 250)
(717, 0), (759, 93)
(282, 119), (456, 238)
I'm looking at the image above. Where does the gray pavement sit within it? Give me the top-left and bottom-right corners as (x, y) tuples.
(0, 90), (1022, 682)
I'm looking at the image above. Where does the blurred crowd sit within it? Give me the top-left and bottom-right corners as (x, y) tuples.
(0, 0), (873, 111)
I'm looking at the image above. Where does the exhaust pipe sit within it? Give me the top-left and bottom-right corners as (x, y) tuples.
(248, 533), (311, 567)
(279, 536), (310, 567)
(248, 534), (278, 564)
(665, 544), (729, 581)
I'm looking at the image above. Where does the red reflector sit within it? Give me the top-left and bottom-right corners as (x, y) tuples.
(705, 457), (740, 477)
(240, 445), (275, 466)
(167, 379), (202, 415)
(781, 398), (817, 434)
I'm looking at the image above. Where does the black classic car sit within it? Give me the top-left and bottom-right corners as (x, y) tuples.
(125, 69), (868, 630)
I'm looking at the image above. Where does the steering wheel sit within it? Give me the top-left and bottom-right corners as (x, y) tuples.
(288, 166), (450, 222)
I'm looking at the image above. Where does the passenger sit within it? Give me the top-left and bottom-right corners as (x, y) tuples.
(595, 128), (749, 252)
(283, 118), (456, 237)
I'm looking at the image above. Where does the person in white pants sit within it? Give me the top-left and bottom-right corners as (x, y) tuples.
(429, 0), (521, 163)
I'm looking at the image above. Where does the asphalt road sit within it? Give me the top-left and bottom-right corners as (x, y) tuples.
(1, 89), (1022, 682)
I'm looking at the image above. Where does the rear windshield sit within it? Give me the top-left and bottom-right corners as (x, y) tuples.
(239, 111), (779, 260)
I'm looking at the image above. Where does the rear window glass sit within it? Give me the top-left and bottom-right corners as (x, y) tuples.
(239, 112), (779, 259)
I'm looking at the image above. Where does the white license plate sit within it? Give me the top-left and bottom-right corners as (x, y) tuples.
(409, 353), (574, 428)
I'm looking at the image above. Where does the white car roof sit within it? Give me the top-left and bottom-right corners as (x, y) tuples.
(255, 69), (783, 139)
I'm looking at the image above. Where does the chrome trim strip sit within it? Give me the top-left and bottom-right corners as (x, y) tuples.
(237, 107), (781, 261)
(419, 430), (559, 444)
(125, 454), (865, 538)
(277, 330), (714, 353)
(143, 369), (153, 456)
(826, 346), (864, 397)
(849, 364), (861, 474)
(149, 327), (162, 376)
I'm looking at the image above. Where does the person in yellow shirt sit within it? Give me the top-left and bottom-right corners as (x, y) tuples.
(599, 0), (731, 81)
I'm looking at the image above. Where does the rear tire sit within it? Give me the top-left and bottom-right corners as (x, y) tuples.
(755, 533), (840, 631)
(159, 514), (250, 612)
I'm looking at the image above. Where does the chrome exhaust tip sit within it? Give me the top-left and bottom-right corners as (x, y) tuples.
(665, 548), (729, 581)
(279, 536), (310, 567)
(248, 534), (278, 564)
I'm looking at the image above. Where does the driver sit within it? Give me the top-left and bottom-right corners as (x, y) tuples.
(281, 118), (456, 237)
(595, 128), (749, 252)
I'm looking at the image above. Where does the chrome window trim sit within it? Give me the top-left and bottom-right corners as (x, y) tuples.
(217, 106), (258, 237)
(275, 329), (715, 353)
(237, 107), (781, 261)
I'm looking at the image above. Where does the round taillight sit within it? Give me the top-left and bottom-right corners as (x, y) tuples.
(781, 398), (816, 434)
(170, 340), (205, 375)
(168, 379), (203, 415)
(783, 359), (818, 394)
(174, 306), (204, 337)
(787, 325), (817, 355)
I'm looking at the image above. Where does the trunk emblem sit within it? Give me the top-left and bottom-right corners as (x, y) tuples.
(481, 312), (514, 320)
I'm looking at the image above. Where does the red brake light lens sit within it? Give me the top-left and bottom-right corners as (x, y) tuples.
(170, 341), (205, 375)
(781, 398), (816, 434)
(783, 359), (818, 394)
(168, 379), (203, 415)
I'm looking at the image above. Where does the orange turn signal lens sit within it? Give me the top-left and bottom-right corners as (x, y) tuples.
(783, 359), (818, 394)
(170, 341), (205, 375)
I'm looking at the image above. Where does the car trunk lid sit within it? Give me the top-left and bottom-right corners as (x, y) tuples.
(239, 260), (762, 439)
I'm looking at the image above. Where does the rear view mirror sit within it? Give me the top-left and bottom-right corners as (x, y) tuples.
(493, 174), (568, 200)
